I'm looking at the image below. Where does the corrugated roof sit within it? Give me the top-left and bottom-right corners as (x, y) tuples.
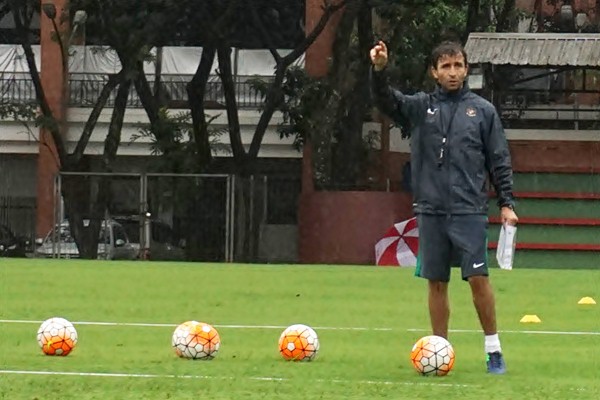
(464, 33), (600, 67)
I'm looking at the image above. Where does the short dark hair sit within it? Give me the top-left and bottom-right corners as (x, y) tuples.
(430, 41), (468, 68)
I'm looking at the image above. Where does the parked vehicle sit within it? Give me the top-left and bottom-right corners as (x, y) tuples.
(0, 224), (31, 257)
(35, 219), (138, 260)
(113, 215), (185, 261)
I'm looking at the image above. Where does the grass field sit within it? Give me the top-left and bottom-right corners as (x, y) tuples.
(1, 259), (599, 399)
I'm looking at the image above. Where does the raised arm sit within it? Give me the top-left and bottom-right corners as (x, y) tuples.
(369, 41), (428, 126)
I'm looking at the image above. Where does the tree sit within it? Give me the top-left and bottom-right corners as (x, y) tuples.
(132, 0), (349, 260)
(6, 0), (129, 258)
(218, 0), (349, 260)
(6, 0), (189, 258)
(132, 0), (345, 177)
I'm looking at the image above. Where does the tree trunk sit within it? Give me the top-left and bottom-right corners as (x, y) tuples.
(496, 0), (516, 32)
(463, 0), (481, 42)
(102, 79), (132, 170)
(154, 46), (164, 102)
(333, 1), (372, 187)
(73, 176), (111, 260)
(70, 72), (123, 164)
(533, 0), (544, 32)
(65, 79), (132, 259)
(308, 1), (364, 189)
(134, 61), (160, 126)
(60, 168), (111, 260)
(217, 45), (246, 169)
(217, 46), (256, 261)
(187, 46), (216, 172)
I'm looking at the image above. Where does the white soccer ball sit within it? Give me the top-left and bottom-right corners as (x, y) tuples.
(172, 321), (220, 360)
(278, 324), (320, 361)
(37, 317), (78, 356)
(410, 335), (455, 376)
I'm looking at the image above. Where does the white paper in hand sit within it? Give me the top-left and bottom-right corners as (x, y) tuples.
(496, 224), (517, 270)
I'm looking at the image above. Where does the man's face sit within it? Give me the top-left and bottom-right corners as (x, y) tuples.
(431, 53), (468, 92)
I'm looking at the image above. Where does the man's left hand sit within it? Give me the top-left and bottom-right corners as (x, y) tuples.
(501, 207), (518, 226)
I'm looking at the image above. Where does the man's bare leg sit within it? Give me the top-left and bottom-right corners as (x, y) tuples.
(428, 280), (449, 338)
(468, 275), (496, 335)
(469, 275), (506, 373)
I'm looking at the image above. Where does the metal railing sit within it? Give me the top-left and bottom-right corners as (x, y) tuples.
(0, 74), (268, 109)
(0, 76), (37, 104)
(496, 89), (600, 129)
(5, 74), (600, 129)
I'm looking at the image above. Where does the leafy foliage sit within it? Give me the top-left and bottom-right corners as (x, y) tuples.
(373, 1), (467, 91)
(249, 68), (324, 151)
(133, 109), (229, 173)
(373, 0), (518, 90)
(0, 100), (35, 122)
(256, 0), (379, 189)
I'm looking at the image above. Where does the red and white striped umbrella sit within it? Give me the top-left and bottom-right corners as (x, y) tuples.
(375, 217), (419, 266)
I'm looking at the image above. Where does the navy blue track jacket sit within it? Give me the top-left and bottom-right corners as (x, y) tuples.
(372, 69), (515, 215)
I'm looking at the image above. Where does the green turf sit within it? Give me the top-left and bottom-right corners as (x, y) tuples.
(1, 259), (599, 399)
(512, 173), (600, 193)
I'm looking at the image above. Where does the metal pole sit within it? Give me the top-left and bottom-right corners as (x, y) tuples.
(225, 176), (231, 262)
(139, 173), (149, 260)
(230, 175), (236, 263)
(249, 175), (254, 260)
(104, 207), (110, 260)
(58, 174), (63, 259)
(262, 175), (268, 225)
(52, 174), (59, 258)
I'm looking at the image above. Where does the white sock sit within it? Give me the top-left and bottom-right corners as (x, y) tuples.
(485, 334), (502, 354)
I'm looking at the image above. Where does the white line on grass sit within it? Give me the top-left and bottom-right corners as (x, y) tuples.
(0, 319), (391, 331)
(1, 319), (599, 336)
(0, 369), (478, 388)
(406, 328), (600, 336)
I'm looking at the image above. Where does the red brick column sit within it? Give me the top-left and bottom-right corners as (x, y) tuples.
(305, 0), (343, 77)
(301, 0), (344, 194)
(36, 0), (68, 238)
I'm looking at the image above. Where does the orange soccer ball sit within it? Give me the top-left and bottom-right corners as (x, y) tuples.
(410, 335), (455, 376)
(171, 321), (221, 360)
(278, 324), (320, 361)
(37, 317), (78, 356)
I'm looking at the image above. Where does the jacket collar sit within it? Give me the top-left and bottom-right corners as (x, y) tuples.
(433, 83), (470, 101)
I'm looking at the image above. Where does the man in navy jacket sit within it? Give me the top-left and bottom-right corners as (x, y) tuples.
(370, 40), (518, 374)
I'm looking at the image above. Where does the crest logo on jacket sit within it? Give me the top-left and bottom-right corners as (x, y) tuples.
(466, 107), (476, 117)
(427, 107), (438, 116)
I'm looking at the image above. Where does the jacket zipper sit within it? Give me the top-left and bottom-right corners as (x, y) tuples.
(444, 100), (460, 215)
